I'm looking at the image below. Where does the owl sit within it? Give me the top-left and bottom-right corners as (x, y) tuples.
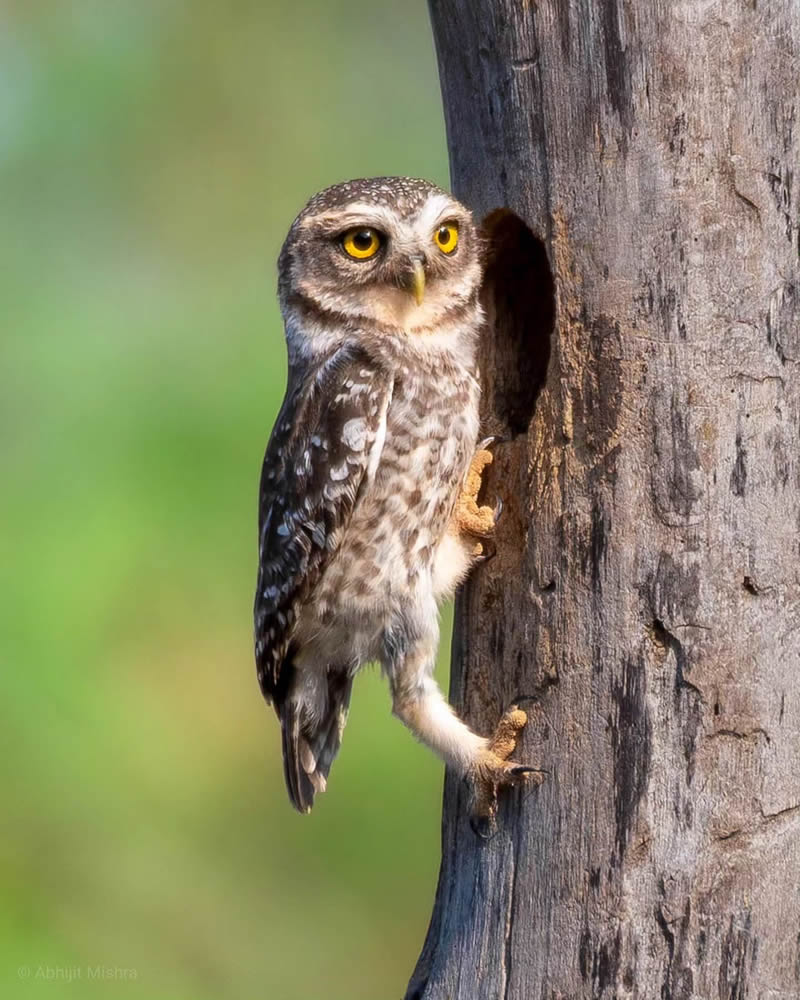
(254, 177), (535, 821)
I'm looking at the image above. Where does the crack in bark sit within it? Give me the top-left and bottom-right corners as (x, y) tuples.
(718, 910), (755, 1000)
(713, 803), (800, 845)
(760, 802), (800, 823)
(725, 372), (786, 385)
(655, 903), (676, 997)
(501, 832), (521, 1000)
(706, 727), (771, 745)
(733, 188), (762, 219)
(654, 889), (694, 999)
(652, 619), (704, 702)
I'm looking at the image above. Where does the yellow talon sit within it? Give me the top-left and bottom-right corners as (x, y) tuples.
(469, 706), (542, 824)
(455, 447), (501, 539)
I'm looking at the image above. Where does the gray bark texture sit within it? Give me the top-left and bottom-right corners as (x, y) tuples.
(409, 2), (800, 998)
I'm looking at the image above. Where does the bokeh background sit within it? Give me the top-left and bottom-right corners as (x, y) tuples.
(1, 3), (454, 997)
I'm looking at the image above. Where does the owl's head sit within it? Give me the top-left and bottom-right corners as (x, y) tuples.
(278, 177), (482, 340)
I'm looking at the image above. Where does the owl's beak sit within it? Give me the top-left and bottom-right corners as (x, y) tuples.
(410, 258), (426, 306)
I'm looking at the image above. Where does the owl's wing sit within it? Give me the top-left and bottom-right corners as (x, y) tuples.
(254, 344), (392, 703)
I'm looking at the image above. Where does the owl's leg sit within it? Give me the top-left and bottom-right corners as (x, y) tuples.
(385, 624), (538, 824)
(453, 439), (502, 550)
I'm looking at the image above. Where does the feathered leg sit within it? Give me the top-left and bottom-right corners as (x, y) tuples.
(384, 623), (538, 825)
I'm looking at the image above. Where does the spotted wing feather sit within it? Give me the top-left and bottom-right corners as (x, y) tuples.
(254, 345), (392, 704)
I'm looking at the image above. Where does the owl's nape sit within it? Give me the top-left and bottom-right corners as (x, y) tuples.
(256, 176), (537, 822)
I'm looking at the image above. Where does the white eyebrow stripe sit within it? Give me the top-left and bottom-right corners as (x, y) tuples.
(413, 193), (461, 235)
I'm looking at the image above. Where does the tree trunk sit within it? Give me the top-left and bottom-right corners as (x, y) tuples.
(409, 2), (800, 997)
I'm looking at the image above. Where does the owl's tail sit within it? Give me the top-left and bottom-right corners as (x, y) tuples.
(280, 669), (354, 814)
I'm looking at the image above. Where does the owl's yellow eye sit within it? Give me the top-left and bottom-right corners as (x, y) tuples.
(434, 222), (459, 254)
(341, 228), (382, 260)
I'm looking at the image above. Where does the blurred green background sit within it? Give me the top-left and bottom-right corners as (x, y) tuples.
(0, 2), (453, 997)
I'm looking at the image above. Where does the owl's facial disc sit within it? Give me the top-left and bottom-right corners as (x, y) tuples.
(284, 184), (481, 331)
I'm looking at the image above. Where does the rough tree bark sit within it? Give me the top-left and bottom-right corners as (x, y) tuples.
(409, 2), (800, 998)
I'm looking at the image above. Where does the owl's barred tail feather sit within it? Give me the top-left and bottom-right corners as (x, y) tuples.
(280, 671), (354, 813)
(280, 703), (315, 813)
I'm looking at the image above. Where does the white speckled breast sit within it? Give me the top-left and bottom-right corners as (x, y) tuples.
(298, 352), (479, 661)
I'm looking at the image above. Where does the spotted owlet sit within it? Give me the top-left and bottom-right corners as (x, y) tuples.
(254, 177), (534, 820)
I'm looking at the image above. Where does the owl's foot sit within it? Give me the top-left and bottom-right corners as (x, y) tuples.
(455, 438), (503, 542)
(468, 706), (542, 835)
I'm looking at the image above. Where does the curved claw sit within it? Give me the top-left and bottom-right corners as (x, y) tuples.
(476, 434), (510, 452)
(473, 543), (497, 566)
(493, 495), (504, 527)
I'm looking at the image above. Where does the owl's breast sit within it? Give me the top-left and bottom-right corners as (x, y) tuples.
(377, 366), (479, 524)
(312, 364), (479, 616)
